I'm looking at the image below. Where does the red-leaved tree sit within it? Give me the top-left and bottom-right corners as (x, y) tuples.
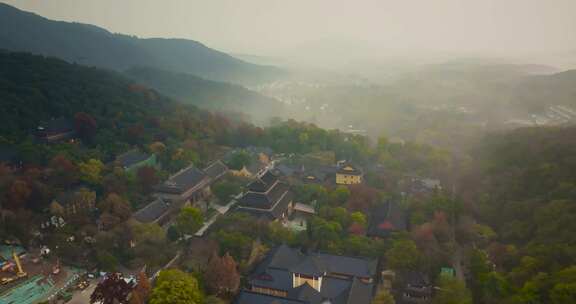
(91, 273), (134, 304)
(137, 166), (158, 193)
(205, 252), (240, 297)
(74, 112), (97, 142)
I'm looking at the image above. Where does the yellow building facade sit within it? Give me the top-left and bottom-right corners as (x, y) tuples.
(335, 164), (363, 185)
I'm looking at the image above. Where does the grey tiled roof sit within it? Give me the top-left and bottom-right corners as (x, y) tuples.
(248, 171), (278, 192)
(269, 191), (293, 219)
(315, 253), (377, 278)
(155, 165), (208, 194)
(319, 277), (352, 301)
(246, 161), (265, 175)
(237, 182), (291, 220)
(274, 164), (299, 177)
(243, 245), (376, 304)
(204, 160), (228, 180)
(345, 278), (373, 304)
(239, 170), (290, 214)
(287, 283), (323, 303)
(116, 150), (151, 168)
(248, 179), (269, 193)
(251, 268), (293, 291)
(256, 244), (304, 273)
(37, 117), (74, 134)
(260, 171), (277, 186)
(235, 290), (306, 304)
(290, 256), (327, 277)
(336, 163), (362, 175)
(133, 198), (170, 223)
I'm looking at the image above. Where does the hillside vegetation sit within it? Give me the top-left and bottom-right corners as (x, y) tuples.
(461, 126), (576, 303)
(125, 67), (283, 122)
(0, 3), (282, 84)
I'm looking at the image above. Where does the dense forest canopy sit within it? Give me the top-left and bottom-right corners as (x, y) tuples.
(457, 126), (576, 303)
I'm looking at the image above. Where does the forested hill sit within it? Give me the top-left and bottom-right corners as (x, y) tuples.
(0, 51), (242, 165)
(473, 126), (576, 201)
(0, 3), (283, 84)
(511, 69), (576, 111)
(0, 51), (174, 140)
(125, 67), (283, 122)
(462, 126), (576, 303)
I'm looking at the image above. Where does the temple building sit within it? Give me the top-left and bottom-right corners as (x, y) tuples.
(335, 162), (363, 185)
(115, 149), (157, 174)
(235, 245), (377, 304)
(154, 165), (212, 207)
(35, 117), (75, 143)
(236, 171), (293, 221)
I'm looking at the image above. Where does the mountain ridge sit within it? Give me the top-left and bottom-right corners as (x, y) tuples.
(0, 2), (283, 84)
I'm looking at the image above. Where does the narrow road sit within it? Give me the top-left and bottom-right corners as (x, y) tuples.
(452, 245), (465, 282)
(194, 194), (240, 237)
(152, 250), (182, 281)
(66, 282), (97, 304)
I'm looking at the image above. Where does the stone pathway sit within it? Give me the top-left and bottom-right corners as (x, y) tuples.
(194, 194), (240, 237)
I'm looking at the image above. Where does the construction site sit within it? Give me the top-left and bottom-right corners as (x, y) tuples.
(0, 245), (83, 304)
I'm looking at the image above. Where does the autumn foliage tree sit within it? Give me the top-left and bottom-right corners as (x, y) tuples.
(78, 158), (105, 185)
(137, 166), (158, 193)
(126, 124), (145, 145)
(91, 272), (135, 304)
(49, 154), (79, 187)
(129, 272), (151, 304)
(98, 193), (132, 230)
(204, 252), (241, 297)
(74, 112), (97, 142)
(348, 222), (366, 235)
(347, 184), (381, 212)
(5, 179), (31, 209)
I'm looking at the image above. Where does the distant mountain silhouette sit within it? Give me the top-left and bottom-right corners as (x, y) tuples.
(0, 3), (283, 84)
(512, 69), (576, 110)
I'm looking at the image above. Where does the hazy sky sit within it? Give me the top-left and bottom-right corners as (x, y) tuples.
(5, 0), (576, 58)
